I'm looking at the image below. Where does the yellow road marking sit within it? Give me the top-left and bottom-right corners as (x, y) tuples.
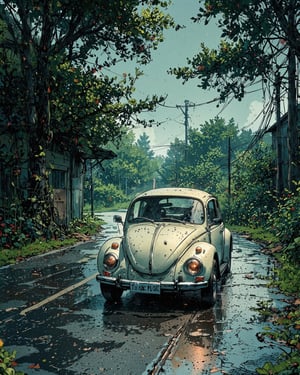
(20, 272), (97, 316)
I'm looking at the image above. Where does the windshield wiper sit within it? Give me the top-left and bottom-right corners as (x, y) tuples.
(132, 216), (155, 223)
(160, 217), (187, 224)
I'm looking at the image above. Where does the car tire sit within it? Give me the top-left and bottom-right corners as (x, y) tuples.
(100, 284), (123, 302)
(202, 260), (218, 307)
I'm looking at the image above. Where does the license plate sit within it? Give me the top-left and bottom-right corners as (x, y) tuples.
(130, 281), (161, 295)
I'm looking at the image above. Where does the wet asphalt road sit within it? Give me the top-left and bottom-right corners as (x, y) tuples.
(0, 212), (290, 375)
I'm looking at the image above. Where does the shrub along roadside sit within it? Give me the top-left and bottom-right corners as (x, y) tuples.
(228, 181), (300, 374)
(258, 238), (300, 374)
(255, 255), (300, 375)
(230, 225), (300, 375)
(0, 338), (25, 375)
(0, 215), (103, 267)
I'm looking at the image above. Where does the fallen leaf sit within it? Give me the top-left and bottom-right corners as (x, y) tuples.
(270, 245), (282, 253)
(31, 269), (42, 277)
(29, 363), (40, 369)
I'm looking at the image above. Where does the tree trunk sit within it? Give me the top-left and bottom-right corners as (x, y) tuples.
(19, 4), (54, 226)
(287, 46), (300, 192)
(275, 74), (283, 194)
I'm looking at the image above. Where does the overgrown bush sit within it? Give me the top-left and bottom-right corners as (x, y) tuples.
(266, 182), (300, 246)
(0, 206), (61, 250)
(0, 206), (34, 250)
(68, 215), (102, 235)
(228, 143), (275, 226)
(0, 202), (106, 251)
(0, 339), (25, 375)
(255, 300), (300, 375)
(92, 182), (128, 208)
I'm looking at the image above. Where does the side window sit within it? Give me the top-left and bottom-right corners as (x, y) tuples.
(128, 200), (144, 221)
(190, 200), (205, 224)
(134, 201), (143, 219)
(207, 200), (218, 225)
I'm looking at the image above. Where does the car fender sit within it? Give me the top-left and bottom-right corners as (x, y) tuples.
(197, 242), (219, 279)
(175, 241), (217, 282)
(223, 228), (232, 263)
(97, 236), (122, 271)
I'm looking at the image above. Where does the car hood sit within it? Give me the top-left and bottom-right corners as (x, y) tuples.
(124, 223), (200, 274)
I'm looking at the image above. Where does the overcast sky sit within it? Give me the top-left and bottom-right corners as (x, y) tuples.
(115, 0), (275, 155)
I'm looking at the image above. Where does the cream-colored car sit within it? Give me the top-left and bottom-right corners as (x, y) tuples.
(96, 188), (232, 306)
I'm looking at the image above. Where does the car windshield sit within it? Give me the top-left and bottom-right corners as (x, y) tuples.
(126, 196), (205, 224)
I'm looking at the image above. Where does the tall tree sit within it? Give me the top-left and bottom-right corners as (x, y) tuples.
(50, 63), (162, 162)
(188, 117), (238, 170)
(171, 0), (299, 191)
(230, 143), (275, 225)
(98, 131), (159, 194)
(160, 116), (255, 193)
(136, 132), (155, 159)
(159, 138), (186, 186)
(0, 1), (176, 222)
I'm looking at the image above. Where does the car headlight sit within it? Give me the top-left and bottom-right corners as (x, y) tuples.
(103, 253), (118, 270)
(185, 258), (202, 275)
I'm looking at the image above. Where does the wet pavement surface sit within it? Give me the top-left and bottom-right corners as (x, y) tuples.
(0, 212), (291, 374)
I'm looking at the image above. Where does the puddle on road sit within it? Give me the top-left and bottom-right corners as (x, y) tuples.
(159, 235), (291, 375)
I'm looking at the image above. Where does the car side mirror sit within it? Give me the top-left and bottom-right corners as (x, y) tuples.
(211, 217), (223, 226)
(113, 215), (123, 224)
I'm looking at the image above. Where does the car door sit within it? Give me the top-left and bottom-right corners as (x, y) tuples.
(207, 199), (224, 261)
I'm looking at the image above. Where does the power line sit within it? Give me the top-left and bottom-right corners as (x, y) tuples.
(159, 97), (219, 109)
(158, 84), (263, 110)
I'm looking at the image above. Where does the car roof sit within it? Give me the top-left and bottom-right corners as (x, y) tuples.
(133, 187), (214, 202)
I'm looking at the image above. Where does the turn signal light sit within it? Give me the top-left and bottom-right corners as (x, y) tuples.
(195, 246), (203, 254)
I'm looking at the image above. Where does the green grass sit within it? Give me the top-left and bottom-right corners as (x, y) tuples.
(228, 224), (279, 245)
(0, 216), (104, 267)
(83, 202), (130, 215)
(0, 238), (78, 267)
(229, 225), (300, 296)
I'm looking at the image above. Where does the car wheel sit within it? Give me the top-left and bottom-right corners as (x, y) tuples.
(202, 260), (218, 307)
(100, 284), (123, 302)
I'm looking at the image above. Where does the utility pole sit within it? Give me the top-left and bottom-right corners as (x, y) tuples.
(177, 100), (193, 163)
(184, 99), (189, 162)
(227, 137), (231, 205)
(90, 160), (94, 218)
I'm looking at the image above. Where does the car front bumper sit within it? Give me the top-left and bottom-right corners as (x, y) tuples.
(96, 274), (208, 293)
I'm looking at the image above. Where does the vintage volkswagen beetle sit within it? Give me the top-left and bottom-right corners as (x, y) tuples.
(96, 187), (232, 306)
